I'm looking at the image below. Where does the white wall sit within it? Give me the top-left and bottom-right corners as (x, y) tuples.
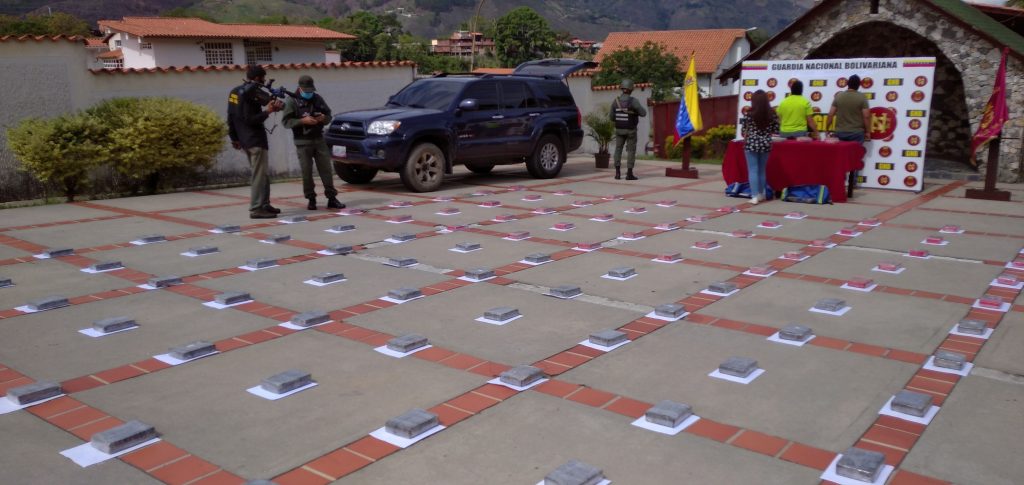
(105, 33), (331, 69)
(711, 37), (750, 96)
(152, 38), (206, 68)
(569, 77), (652, 156)
(271, 41), (329, 65)
(119, 33), (156, 69)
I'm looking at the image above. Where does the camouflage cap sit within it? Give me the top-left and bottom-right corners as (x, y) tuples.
(621, 78), (634, 91)
(298, 75), (316, 92)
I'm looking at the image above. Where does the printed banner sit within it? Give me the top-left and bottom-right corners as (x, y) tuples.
(737, 57), (937, 192)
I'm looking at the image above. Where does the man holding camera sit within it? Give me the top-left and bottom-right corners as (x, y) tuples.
(228, 65), (283, 219)
(281, 75), (343, 210)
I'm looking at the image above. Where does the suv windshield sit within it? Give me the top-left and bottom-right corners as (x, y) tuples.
(387, 79), (463, 110)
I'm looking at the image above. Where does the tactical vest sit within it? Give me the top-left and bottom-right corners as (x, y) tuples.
(291, 95), (331, 140)
(613, 97), (638, 130)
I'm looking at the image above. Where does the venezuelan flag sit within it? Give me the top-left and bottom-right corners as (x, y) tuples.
(675, 55), (703, 140)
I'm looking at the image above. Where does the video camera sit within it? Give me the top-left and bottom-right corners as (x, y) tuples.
(246, 78), (300, 105)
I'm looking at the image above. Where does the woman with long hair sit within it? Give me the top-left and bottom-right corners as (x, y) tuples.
(739, 90), (779, 204)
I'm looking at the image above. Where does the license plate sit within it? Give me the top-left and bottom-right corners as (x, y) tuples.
(332, 145), (347, 158)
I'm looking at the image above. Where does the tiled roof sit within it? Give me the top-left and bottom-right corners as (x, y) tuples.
(88, 60), (414, 75)
(591, 82), (651, 92)
(96, 49), (123, 59)
(85, 37), (107, 47)
(0, 35), (87, 44)
(97, 17), (355, 41)
(596, 29), (747, 73)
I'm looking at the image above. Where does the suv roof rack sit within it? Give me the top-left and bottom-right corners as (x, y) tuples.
(432, 72), (489, 78)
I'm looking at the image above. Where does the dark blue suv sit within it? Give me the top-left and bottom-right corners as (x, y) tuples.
(325, 59), (596, 192)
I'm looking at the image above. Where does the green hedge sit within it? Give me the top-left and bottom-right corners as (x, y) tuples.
(665, 124), (736, 160)
(8, 97), (226, 201)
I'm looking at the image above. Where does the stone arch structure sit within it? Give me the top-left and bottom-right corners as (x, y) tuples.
(745, 0), (1024, 182)
(807, 21), (972, 165)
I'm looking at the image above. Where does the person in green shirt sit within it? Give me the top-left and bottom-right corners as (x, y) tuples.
(776, 80), (819, 139)
(280, 75), (344, 210)
(826, 74), (871, 143)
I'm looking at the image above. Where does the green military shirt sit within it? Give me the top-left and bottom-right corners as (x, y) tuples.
(831, 90), (869, 133)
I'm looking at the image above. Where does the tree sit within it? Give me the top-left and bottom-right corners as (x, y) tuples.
(0, 12), (91, 37)
(319, 12), (406, 62)
(493, 7), (558, 68)
(593, 41), (684, 101)
(7, 114), (109, 201)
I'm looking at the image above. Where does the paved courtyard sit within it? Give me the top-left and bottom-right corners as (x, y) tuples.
(1, 156), (1022, 485)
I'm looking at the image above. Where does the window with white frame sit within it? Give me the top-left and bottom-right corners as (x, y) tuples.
(204, 42), (234, 65)
(244, 40), (272, 64)
(103, 58), (124, 69)
(114, 39), (122, 48)
(140, 42), (152, 49)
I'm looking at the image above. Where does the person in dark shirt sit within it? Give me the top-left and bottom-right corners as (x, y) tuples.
(228, 65), (283, 219)
(280, 75), (344, 210)
(608, 79), (647, 180)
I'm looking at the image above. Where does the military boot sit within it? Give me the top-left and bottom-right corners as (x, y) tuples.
(327, 196), (345, 209)
(307, 197), (317, 210)
(614, 168), (621, 180)
(626, 170), (638, 181)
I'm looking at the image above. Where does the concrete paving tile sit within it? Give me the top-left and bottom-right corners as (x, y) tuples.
(87, 234), (313, 278)
(0, 204), (119, 229)
(701, 277), (966, 354)
(167, 204), (315, 228)
(0, 411), (160, 484)
(0, 259), (129, 310)
(621, 228), (805, 268)
(259, 215), (417, 248)
(686, 212), (848, 241)
(901, 376), (1024, 485)
(846, 184), (944, 206)
(561, 323), (916, 451)
(622, 186), (735, 210)
(88, 192), (245, 212)
(511, 250), (738, 307)
(0, 290), (277, 382)
(787, 246), (1001, 298)
(192, 256), (452, 313)
(850, 226), (1024, 262)
(484, 216), (649, 245)
(363, 232), (555, 272)
(338, 392), (819, 485)
(974, 312), (1024, 377)
(6, 216), (200, 249)
(376, 200), (518, 227)
(738, 199), (885, 220)
(561, 199), (695, 224)
(0, 244), (33, 259)
(921, 193), (1024, 217)
(74, 331), (483, 479)
(348, 282), (642, 365)
(888, 209), (1024, 236)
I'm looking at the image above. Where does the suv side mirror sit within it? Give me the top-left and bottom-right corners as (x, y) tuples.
(458, 99), (479, 111)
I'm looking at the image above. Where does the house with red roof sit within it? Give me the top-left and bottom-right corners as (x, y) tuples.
(596, 29), (751, 97)
(96, 17), (355, 69)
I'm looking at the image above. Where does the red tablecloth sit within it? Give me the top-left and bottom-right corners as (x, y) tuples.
(722, 140), (866, 203)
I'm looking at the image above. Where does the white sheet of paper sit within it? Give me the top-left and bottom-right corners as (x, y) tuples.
(386, 219), (412, 224)
(700, 288), (740, 298)
(475, 314), (523, 326)
(278, 320), (332, 331)
(60, 438), (161, 468)
(80, 266), (121, 274)
(130, 240), (164, 246)
(922, 356), (973, 376)
(279, 219), (306, 224)
(872, 266), (906, 274)
(370, 425), (446, 449)
(486, 377), (548, 392)
(303, 278), (346, 287)
(601, 274), (638, 281)
(373, 344), (433, 358)
(324, 228), (355, 234)
(687, 217), (707, 223)
(904, 253), (932, 260)
(202, 300), (252, 310)
(0, 393), (65, 415)
(457, 276), (495, 283)
(708, 368), (765, 384)
(645, 310), (688, 322)
(767, 332), (816, 347)
(136, 284), (158, 290)
(819, 455), (893, 485)
(617, 236), (645, 241)
(449, 247), (482, 254)
(655, 225), (678, 231)
(180, 251), (215, 257)
(572, 247), (600, 252)
(858, 222), (882, 227)
(630, 415), (700, 436)
(757, 224), (781, 229)
(536, 480), (611, 485)
(33, 254), (51, 259)
(572, 203), (592, 208)
(835, 231), (862, 237)
(152, 351), (219, 366)
(519, 259), (552, 266)
(779, 255), (809, 261)
(690, 245), (720, 251)
(742, 270), (777, 278)
(1005, 261), (1024, 269)
(971, 300), (1010, 313)
(503, 237), (529, 241)
(921, 240), (950, 246)
(382, 261), (418, 268)
(532, 210), (554, 215)
(650, 258), (681, 264)
(578, 339), (630, 352)
(809, 306), (852, 316)
(246, 382), (318, 401)
(385, 238), (412, 244)
(949, 325), (993, 339)
(841, 283), (877, 292)
(78, 326), (138, 338)
(550, 227), (575, 232)
(810, 243), (838, 249)
(625, 209), (647, 214)
(877, 396), (940, 425)
(238, 264), (276, 272)
(784, 214), (808, 220)
(657, 202), (677, 208)
(990, 279), (1024, 290)
(590, 217), (613, 222)
(940, 228), (965, 234)
(379, 295), (425, 305)
(14, 306), (38, 313)
(545, 292), (581, 300)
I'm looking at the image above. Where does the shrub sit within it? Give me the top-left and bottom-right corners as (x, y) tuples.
(7, 114), (109, 201)
(583, 109), (614, 154)
(663, 124), (735, 160)
(91, 97), (227, 194)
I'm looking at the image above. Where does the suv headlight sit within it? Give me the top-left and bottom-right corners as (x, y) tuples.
(367, 120), (401, 135)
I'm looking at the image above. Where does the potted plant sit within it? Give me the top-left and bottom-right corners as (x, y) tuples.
(583, 110), (614, 168)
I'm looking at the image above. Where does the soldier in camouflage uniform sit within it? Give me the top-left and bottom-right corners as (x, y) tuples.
(609, 78), (647, 180)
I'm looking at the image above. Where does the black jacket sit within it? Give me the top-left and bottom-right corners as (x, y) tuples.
(227, 83), (270, 149)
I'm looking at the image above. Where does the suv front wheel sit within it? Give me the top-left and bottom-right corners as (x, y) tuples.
(526, 134), (565, 179)
(401, 143), (445, 192)
(334, 161), (378, 185)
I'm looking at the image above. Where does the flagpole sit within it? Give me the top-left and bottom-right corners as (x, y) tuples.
(965, 135), (1010, 201)
(666, 51), (700, 179)
(965, 47), (1010, 202)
